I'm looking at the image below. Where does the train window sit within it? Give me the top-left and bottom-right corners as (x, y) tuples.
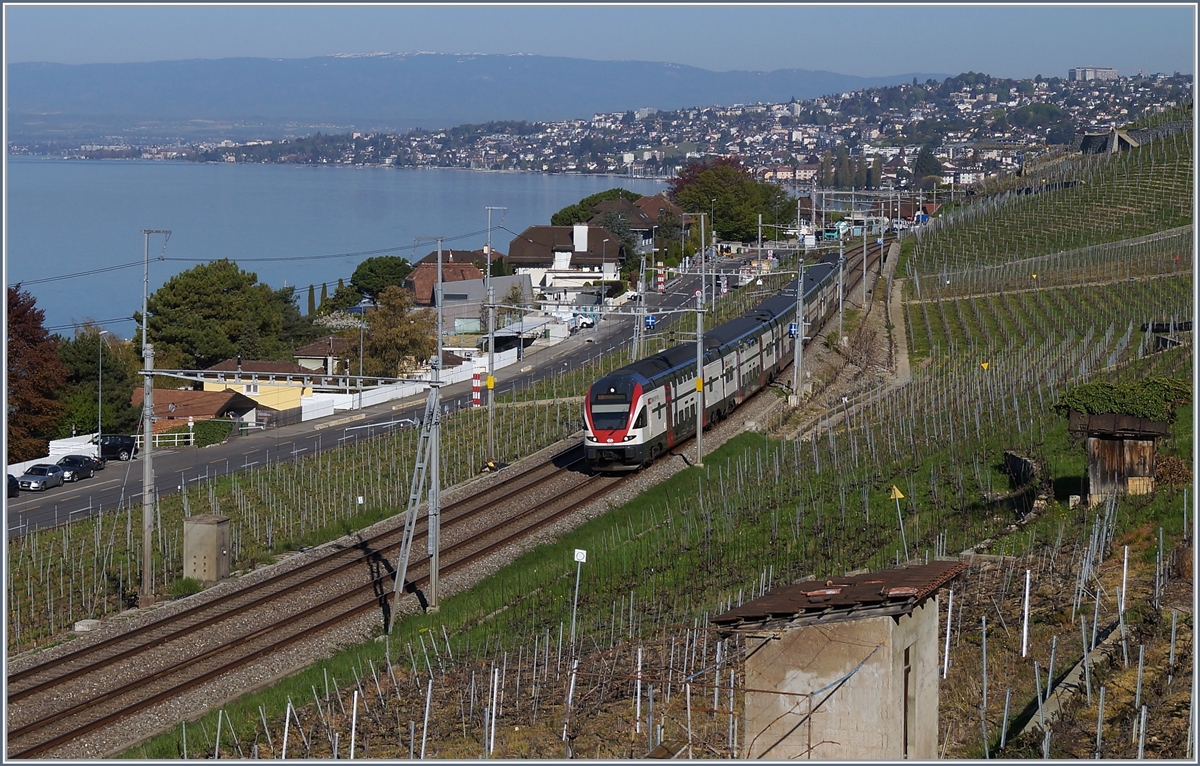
(634, 409), (647, 428)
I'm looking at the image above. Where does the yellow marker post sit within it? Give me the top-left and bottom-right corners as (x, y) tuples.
(696, 378), (703, 392)
(486, 375), (494, 390)
(892, 485), (909, 560)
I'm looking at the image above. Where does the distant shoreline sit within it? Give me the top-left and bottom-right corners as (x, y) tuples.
(9, 154), (673, 182)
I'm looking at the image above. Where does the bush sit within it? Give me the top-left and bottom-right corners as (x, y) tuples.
(1052, 377), (1191, 421)
(168, 577), (204, 598)
(192, 419), (234, 448)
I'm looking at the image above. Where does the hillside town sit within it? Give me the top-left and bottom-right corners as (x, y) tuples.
(23, 69), (1191, 190)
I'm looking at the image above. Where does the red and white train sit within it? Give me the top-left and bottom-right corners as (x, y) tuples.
(584, 254), (842, 470)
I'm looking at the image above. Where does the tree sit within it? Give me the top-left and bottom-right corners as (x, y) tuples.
(319, 283), (364, 315)
(138, 259), (292, 370)
(350, 256), (412, 301)
(550, 189), (642, 226)
(307, 284), (317, 316)
(598, 210), (639, 258)
(7, 286), (69, 461)
(912, 147), (943, 179)
(273, 286), (320, 350)
(672, 160), (792, 243)
(498, 282), (527, 326)
(53, 327), (142, 438)
(362, 286), (436, 377)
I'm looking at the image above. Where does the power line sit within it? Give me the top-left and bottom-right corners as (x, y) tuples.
(9, 227), (496, 287)
(8, 260), (144, 287)
(45, 316), (138, 333)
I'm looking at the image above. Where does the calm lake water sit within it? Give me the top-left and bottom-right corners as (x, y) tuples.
(5, 158), (665, 337)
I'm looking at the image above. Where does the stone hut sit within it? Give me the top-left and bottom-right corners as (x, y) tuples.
(712, 560), (966, 760)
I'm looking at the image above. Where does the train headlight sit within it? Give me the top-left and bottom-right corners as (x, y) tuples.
(622, 435), (636, 441)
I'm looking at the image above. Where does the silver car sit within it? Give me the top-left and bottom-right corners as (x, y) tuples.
(18, 464), (65, 491)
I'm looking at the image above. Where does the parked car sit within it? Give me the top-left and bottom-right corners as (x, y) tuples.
(8, 474), (19, 499)
(18, 464), (66, 491)
(79, 454), (107, 471)
(92, 434), (138, 461)
(57, 454), (96, 482)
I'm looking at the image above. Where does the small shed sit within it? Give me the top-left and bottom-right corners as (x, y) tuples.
(1068, 410), (1170, 505)
(712, 560), (966, 760)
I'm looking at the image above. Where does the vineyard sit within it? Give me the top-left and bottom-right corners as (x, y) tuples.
(905, 124), (1192, 276)
(7, 119), (1195, 758)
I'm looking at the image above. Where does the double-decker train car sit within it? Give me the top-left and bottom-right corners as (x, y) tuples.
(584, 253), (842, 470)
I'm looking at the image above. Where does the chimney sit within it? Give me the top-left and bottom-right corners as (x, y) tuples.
(573, 224), (588, 253)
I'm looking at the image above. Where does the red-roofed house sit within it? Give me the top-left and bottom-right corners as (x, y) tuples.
(131, 388), (261, 433)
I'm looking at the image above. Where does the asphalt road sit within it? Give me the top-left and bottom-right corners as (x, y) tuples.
(6, 266), (723, 537)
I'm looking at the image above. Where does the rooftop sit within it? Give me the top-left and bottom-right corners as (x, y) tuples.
(712, 560), (967, 631)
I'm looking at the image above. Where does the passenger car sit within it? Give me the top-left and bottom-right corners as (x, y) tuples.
(7, 474), (19, 499)
(92, 434), (138, 461)
(18, 464), (66, 491)
(57, 455), (96, 482)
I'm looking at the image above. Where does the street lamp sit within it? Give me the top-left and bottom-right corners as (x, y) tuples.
(710, 198), (716, 245)
(97, 330), (110, 438)
(599, 238), (610, 329)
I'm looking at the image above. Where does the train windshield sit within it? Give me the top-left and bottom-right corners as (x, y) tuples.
(589, 377), (636, 431)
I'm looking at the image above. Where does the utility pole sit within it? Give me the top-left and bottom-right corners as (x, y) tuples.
(838, 241), (846, 341)
(791, 263), (807, 396)
(140, 341), (155, 608)
(138, 229), (169, 609)
(599, 239), (610, 335)
(634, 250), (647, 358)
(429, 238), (444, 611)
(863, 214), (869, 307)
(388, 236), (450, 624)
(96, 329), (109, 438)
(484, 206), (505, 468)
(694, 291), (705, 468)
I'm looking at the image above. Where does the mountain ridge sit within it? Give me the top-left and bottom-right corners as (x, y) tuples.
(7, 53), (950, 142)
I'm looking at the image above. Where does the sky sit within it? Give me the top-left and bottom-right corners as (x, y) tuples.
(4, 3), (1195, 80)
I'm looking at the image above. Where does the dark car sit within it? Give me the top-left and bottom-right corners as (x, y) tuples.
(57, 455), (96, 482)
(7, 474), (18, 499)
(18, 464), (66, 491)
(92, 434), (138, 461)
(79, 454), (107, 471)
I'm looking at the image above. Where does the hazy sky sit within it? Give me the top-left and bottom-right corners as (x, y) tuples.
(4, 3), (1195, 79)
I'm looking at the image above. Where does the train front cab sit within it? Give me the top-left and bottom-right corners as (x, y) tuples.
(584, 375), (649, 471)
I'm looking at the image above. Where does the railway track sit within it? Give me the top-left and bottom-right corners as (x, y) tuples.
(7, 246), (890, 758)
(6, 442), (631, 758)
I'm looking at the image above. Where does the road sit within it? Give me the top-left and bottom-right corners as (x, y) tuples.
(7, 266), (723, 537)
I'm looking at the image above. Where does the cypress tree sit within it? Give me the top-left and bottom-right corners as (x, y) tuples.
(307, 284), (316, 315)
(320, 282), (328, 308)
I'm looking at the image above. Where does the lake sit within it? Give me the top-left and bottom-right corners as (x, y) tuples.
(5, 158), (666, 337)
